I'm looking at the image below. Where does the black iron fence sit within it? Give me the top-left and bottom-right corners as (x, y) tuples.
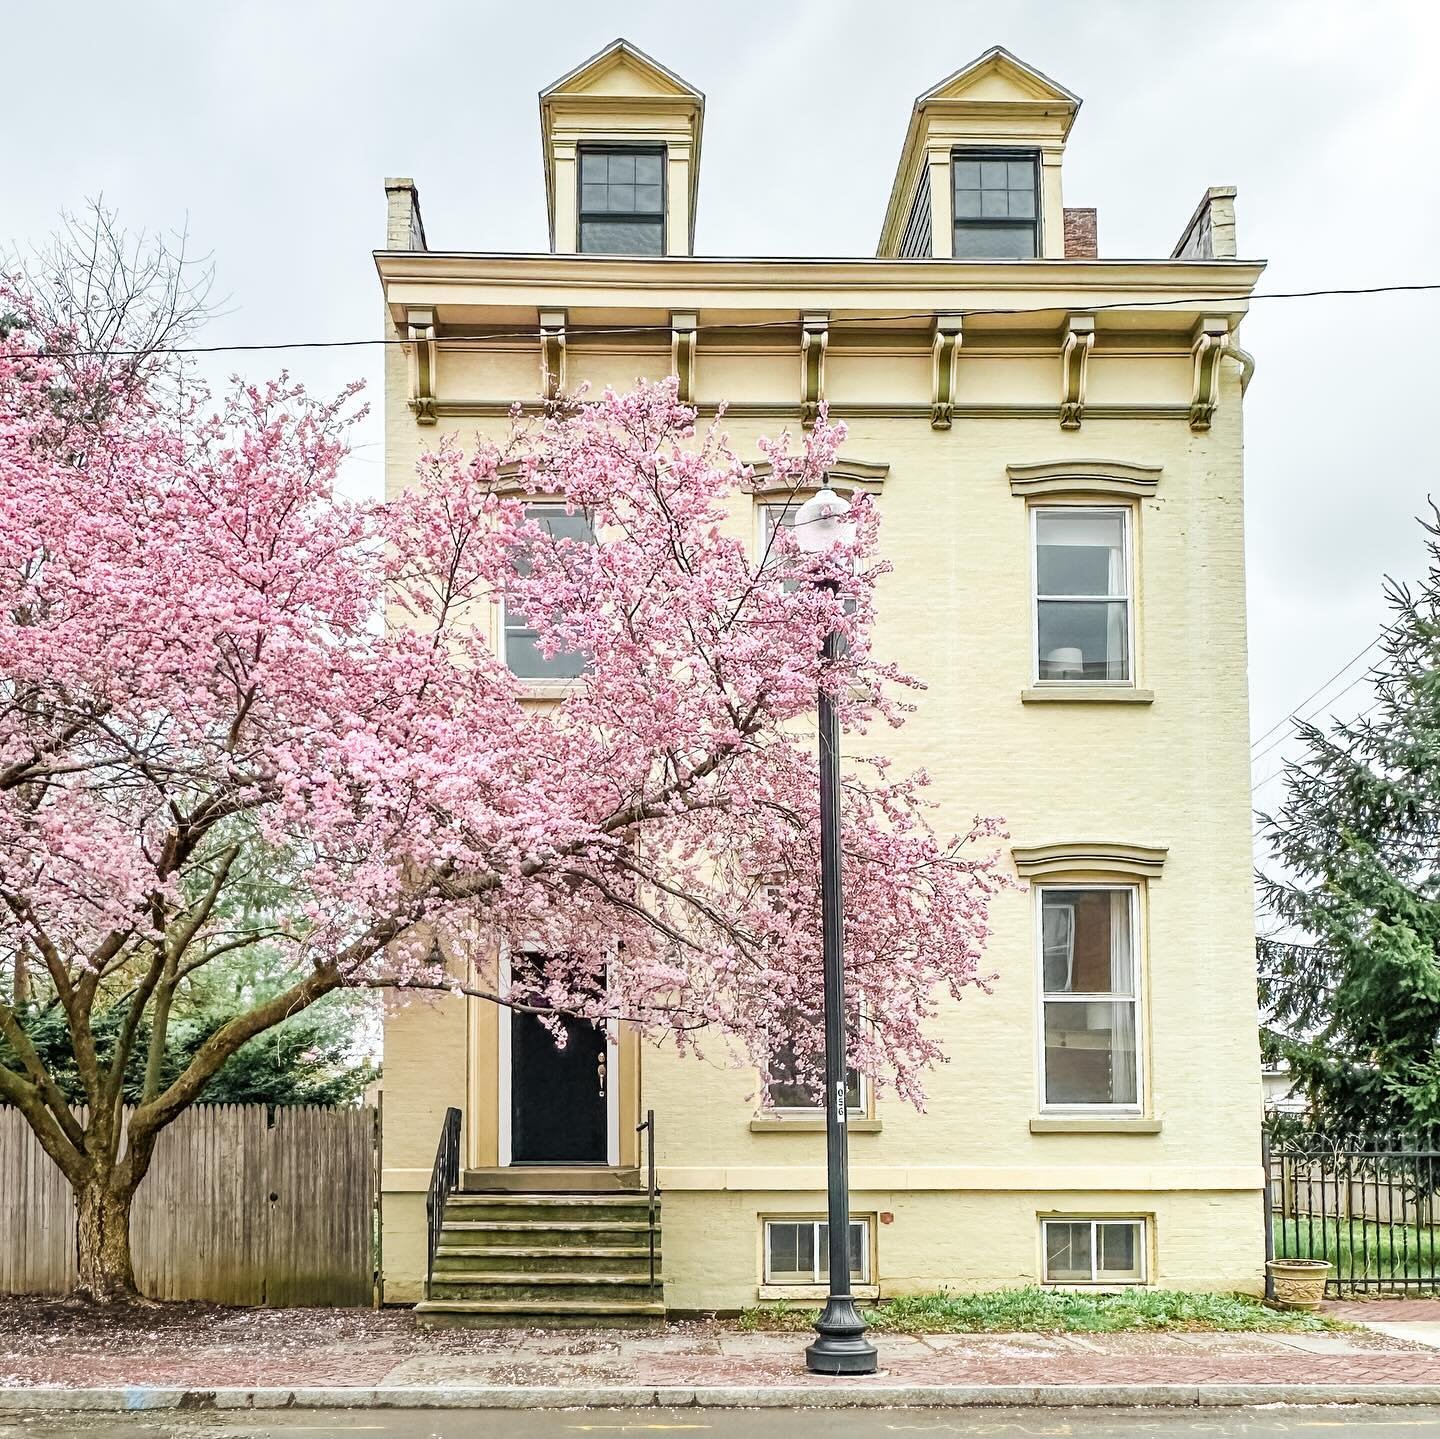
(1265, 1128), (1440, 1294)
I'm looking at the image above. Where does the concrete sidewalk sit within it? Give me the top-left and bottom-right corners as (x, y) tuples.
(3, 1297), (1440, 1412)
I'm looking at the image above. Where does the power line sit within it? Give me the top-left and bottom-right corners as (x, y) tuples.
(1250, 627), (1391, 751)
(1251, 692), (1387, 794)
(3, 279), (1439, 360)
(1249, 630), (1393, 766)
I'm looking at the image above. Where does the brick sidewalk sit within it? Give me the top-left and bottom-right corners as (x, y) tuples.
(2, 1296), (1440, 1395)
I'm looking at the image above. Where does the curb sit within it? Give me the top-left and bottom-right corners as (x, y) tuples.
(3, 1383), (1440, 1412)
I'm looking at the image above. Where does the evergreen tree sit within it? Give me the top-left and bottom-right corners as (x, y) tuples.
(1258, 510), (1440, 1135)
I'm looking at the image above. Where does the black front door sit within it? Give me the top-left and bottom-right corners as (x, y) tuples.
(511, 1011), (608, 1164)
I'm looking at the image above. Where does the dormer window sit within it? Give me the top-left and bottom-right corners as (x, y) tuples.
(578, 147), (666, 255)
(953, 150), (1039, 258)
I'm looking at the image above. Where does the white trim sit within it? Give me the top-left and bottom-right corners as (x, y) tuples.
(497, 942), (619, 1167)
(1040, 1216), (1148, 1285)
(1029, 503), (1135, 688)
(1033, 883), (1145, 1116)
(497, 945), (513, 1167)
(606, 1013), (620, 1168)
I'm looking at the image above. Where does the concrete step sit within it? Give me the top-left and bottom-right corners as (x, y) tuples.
(463, 1167), (644, 1193)
(446, 1194), (659, 1223)
(415, 1297), (666, 1330)
(433, 1244), (659, 1276)
(439, 1220), (653, 1249)
(427, 1272), (660, 1304)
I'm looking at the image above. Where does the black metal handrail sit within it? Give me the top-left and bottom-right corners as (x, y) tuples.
(425, 1106), (462, 1299)
(636, 1107), (658, 1289)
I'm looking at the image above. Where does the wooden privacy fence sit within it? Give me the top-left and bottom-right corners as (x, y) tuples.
(0, 1104), (378, 1305)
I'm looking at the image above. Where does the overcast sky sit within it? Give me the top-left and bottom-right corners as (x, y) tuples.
(5, 0), (1438, 810)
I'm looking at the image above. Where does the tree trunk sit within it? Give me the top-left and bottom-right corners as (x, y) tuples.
(75, 1176), (140, 1302)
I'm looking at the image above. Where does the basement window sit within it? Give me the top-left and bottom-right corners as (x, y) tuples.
(763, 1218), (871, 1285)
(1041, 1217), (1146, 1284)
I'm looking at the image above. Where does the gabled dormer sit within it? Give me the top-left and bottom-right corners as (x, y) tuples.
(877, 46), (1081, 260)
(539, 39), (704, 257)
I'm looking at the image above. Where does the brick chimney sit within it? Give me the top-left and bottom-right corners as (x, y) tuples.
(1063, 207), (1098, 259)
(384, 177), (428, 252)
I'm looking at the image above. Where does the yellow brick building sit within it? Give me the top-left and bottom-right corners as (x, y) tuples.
(376, 39), (1264, 1319)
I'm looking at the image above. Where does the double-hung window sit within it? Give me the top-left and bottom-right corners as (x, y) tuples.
(763, 1218), (871, 1285)
(1038, 886), (1141, 1110)
(1042, 1218), (1146, 1284)
(766, 1022), (864, 1114)
(1033, 507), (1131, 684)
(503, 504), (595, 679)
(953, 149), (1039, 258)
(578, 147), (665, 255)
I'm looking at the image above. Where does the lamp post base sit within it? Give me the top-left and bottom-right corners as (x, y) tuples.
(805, 1294), (879, 1375)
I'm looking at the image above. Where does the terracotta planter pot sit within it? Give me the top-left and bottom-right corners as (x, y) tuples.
(1266, 1258), (1333, 1311)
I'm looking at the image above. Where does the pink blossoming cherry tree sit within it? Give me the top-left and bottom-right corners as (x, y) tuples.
(0, 286), (1000, 1300)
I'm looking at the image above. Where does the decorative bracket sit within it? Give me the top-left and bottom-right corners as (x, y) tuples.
(671, 312), (698, 405)
(404, 307), (438, 425)
(540, 309), (567, 403)
(800, 312), (829, 428)
(1189, 316), (1231, 430)
(1059, 314), (1095, 430)
(930, 314), (963, 429)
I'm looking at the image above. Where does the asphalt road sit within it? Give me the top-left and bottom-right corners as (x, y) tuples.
(3, 1408), (1439, 1439)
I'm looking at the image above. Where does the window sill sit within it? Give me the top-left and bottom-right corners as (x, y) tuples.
(1030, 1116), (1162, 1134)
(516, 680), (581, 702)
(750, 1116), (882, 1134)
(1041, 1282), (1147, 1293)
(759, 1283), (880, 1302)
(1022, 687), (1154, 705)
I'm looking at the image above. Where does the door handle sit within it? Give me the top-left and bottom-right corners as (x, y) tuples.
(597, 1051), (607, 1098)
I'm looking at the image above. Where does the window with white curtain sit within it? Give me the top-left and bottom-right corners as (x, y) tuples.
(1033, 507), (1131, 684)
(503, 504), (595, 679)
(1038, 886), (1141, 1109)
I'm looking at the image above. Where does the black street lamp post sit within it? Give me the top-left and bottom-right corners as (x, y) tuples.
(793, 485), (878, 1378)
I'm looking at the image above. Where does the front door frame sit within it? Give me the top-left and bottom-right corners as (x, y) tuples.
(496, 944), (620, 1167)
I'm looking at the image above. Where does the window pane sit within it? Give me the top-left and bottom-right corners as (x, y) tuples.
(766, 1222), (814, 1282)
(981, 189), (1010, 218)
(635, 184), (663, 213)
(1098, 1222), (1143, 1280)
(1037, 601), (1129, 681)
(953, 159), (981, 189)
(606, 151), (635, 182)
(980, 159), (1009, 188)
(1044, 1000), (1138, 1105)
(1036, 511), (1125, 596)
(1045, 1222), (1093, 1282)
(579, 220), (664, 255)
(607, 183), (636, 213)
(1041, 890), (1134, 995)
(633, 152), (662, 185)
(507, 508), (594, 678)
(580, 152), (607, 183)
(504, 630), (586, 680)
(954, 189), (982, 219)
(581, 183), (608, 212)
(953, 223), (1037, 259)
(818, 1221), (869, 1283)
(1007, 186), (1035, 219)
(768, 1027), (862, 1111)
